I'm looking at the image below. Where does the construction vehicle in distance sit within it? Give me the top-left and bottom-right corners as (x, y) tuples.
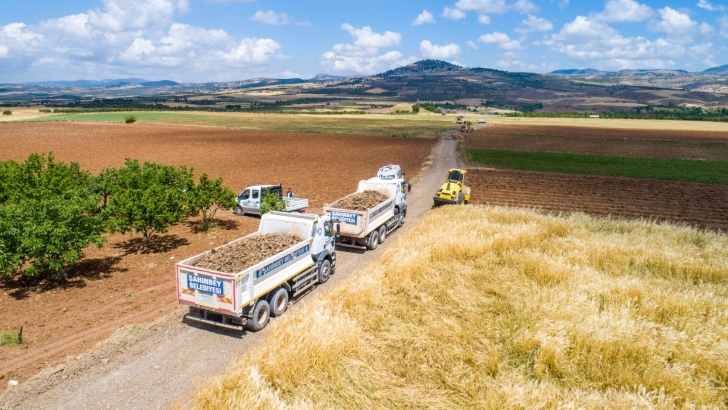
(433, 169), (471, 206)
(460, 121), (473, 133)
(455, 116), (464, 124)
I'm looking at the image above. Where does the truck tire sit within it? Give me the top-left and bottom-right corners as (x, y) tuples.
(245, 299), (270, 332)
(367, 231), (379, 250)
(318, 260), (331, 284)
(233, 206), (244, 216)
(378, 225), (387, 244)
(268, 288), (289, 317)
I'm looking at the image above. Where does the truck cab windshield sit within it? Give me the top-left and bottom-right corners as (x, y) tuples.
(240, 189), (250, 200)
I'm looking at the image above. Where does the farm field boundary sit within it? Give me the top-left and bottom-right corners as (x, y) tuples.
(190, 205), (728, 408)
(17, 111), (455, 138)
(465, 148), (728, 184)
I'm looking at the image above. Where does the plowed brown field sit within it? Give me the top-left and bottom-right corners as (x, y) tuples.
(464, 125), (728, 159)
(0, 122), (435, 383)
(468, 168), (728, 232)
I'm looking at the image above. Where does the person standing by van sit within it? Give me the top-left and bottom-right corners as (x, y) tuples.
(286, 187), (293, 198)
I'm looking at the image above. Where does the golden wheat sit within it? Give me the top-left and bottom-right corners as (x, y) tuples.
(190, 206), (728, 409)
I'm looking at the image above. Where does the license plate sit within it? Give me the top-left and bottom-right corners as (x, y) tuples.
(200, 293), (213, 303)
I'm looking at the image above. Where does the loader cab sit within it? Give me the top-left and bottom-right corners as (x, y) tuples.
(447, 169), (467, 186)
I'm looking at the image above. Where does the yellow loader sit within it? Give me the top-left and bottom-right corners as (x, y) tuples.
(433, 169), (471, 206)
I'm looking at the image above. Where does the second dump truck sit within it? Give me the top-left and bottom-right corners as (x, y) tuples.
(324, 165), (410, 250)
(176, 211), (338, 332)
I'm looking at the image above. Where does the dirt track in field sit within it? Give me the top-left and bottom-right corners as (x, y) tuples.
(0, 122), (435, 385)
(464, 125), (728, 160)
(468, 168), (728, 232)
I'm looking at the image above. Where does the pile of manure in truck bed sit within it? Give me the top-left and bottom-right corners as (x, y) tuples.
(194, 233), (301, 273)
(330, 190), (389, 212)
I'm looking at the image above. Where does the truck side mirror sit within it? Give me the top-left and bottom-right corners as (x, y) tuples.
(336, 223), (341, 238)
(407, 182), (412, 194)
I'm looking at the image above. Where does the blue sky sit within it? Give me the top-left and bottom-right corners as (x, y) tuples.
(1, 0), (727, 82)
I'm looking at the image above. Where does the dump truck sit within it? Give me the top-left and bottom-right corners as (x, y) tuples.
(434, 169), (471, 206)
(324, 166), (410, 250)
(177, 211), (338, 331)
(233, 184), (308, 216)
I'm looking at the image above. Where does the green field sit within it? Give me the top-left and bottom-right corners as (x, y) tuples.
(465, 148), (728, 184)
(26, 111), (456, 138)
(25, 111), (208, 123)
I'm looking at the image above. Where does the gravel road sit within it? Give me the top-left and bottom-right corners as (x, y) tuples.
(0, 134), (458, 410)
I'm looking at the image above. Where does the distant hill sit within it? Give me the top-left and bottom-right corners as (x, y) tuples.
(550, 69), (603, 75)
(704, 64), (728, 74)
(25, 78), (179, 88)
(310, 74), (347, 81)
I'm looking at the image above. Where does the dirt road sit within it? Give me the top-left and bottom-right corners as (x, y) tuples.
(0, 135), (458, 410)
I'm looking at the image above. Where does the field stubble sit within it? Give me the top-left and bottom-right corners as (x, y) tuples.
(190, 206), (728, 409)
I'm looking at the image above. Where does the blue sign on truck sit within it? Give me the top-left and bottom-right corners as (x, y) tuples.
(187, 275), (224, 295)
(329, 211), (358, 225)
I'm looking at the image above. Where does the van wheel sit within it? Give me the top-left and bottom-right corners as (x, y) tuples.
(245, 300), (270, 332)
(268, 288), (289, 317)
(233, 206), (244, 216)
(318, 260), (331, 284)
(378, 225), (387, 244)
(367, 231), (379, 250)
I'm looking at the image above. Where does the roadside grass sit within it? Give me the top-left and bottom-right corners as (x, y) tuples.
(465, 148), (728, 184)
(105, 324), (143, 344)
(24, 111), (455, 138)
(0, 329), (22, 347)
(190, 206), (728, 409)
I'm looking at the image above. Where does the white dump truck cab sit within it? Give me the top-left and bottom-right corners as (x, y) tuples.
(377, 164), (405, 180)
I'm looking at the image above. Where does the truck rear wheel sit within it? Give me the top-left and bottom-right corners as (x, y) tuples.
(268, 288), (289, 317)
(367, 231), (379, 250)
(318, 260), (331, 284)
(233, 206), (244, 216)
(245, 299), (270, 332)
(378, 225), (387, 244)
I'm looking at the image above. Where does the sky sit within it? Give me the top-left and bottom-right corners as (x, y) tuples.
(1, 0), (727, 83)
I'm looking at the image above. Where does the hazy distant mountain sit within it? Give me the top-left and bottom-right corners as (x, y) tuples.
(550, 69), (603, 75)
(23, 78), (178, 88)
(310, 74), (347, 81)
(704, 64), (728, 74)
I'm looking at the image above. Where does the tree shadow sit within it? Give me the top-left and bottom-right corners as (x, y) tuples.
(183, 218), (240, 234)
(0, 255), (128, 300)
(114, 234), (190, 255)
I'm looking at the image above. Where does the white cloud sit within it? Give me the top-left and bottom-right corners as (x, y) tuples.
(699, 22), (715, 35)
(514, 15), (553, 34)
(295, 21), (312, 27)
(478, 32), (524, 50)
(697, 0), (726, 12)
(720, 16), (728, 37)
(558, 0), (570, 10)
(595, 0), (654, 23)
(442, 7), (467, 20)
(478, 14), (492, 24)
(467, 40), (478, 49)
(494, 59), (559, 72)
(220, 38), (281, 64)
(201, 0), (255, 3)
(454, 0), (509, 14)
(251, 10), (289, 25)
(513, 0), (539, 14)
(321, 24), (412, 74)
(0, 44), (9, 58)
(341, 23), (401, 48)
(86, 0), (187, 32)
(420, 40), (461, 59)
(412, 10), (435, 25)
(650, 7), (696, 33)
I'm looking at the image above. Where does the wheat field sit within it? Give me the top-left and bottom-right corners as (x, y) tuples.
(190, 206), (728, 409)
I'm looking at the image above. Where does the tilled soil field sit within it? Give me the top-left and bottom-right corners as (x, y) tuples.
(468, 168), (728, 232)
(464, 125), (728, 160)
(0, 122), (435, 383)
(194, 234), (301, 273)
(330, 190), (389, 211)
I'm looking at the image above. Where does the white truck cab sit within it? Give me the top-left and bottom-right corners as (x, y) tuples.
(377, 164), (405, 180)
(234, 184), (308, 216)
